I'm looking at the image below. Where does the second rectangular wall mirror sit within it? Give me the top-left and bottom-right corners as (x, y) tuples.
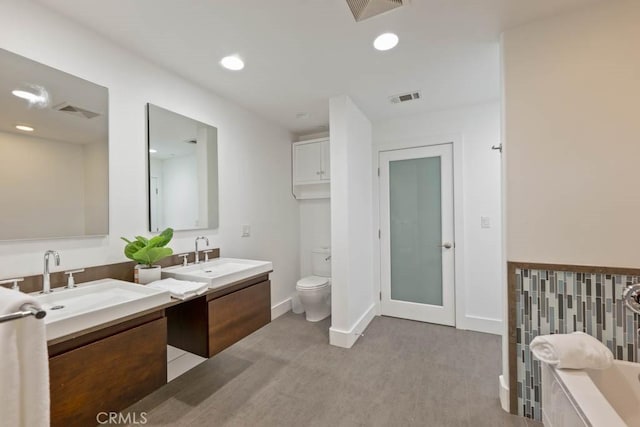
(146, 103), (219, 232)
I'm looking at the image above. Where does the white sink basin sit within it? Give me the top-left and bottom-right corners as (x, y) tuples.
(162, 257), (272, 289)
(34, 279), (171, 341)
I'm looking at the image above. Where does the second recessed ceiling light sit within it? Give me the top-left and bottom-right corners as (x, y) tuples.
(374, 33), (399, 51)
(220, 56), (245, 71)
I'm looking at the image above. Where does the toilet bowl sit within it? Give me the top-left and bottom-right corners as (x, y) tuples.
(296, 248), (331, 322)
(296, 276), (331, 322)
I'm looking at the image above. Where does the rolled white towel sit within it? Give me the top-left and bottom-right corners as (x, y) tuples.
(530, 331), (613, 370)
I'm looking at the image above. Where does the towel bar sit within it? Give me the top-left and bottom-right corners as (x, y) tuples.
(0, 304), (46, 324)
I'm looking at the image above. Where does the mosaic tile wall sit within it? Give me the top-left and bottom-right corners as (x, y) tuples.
(515, 268), (640, 421)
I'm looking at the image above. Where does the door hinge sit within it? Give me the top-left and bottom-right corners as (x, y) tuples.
(378, 229), (381, 239)
(379, 291), (382, 300)
(377, 167), (380, 177)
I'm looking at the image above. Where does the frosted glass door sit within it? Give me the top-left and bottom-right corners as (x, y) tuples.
(389, 157), (443, 305)
(380, 144), (455, 326)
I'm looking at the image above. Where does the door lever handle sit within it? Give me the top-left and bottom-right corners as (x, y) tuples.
(439, 242), (453, 249)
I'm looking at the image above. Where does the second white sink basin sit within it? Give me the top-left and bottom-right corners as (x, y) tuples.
(35, 279), (171, 341)
(161, 257), (272, 289)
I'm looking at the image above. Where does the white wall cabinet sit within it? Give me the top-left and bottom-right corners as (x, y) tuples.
(292, 138), (330, 199)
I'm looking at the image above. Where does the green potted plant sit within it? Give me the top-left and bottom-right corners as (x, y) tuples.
(121, 227), (174, 284)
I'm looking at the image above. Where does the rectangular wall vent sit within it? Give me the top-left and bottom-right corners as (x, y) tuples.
(54, 102), (101, 119)
(346, 0), (405, 22)
(389, 91), (421, 104)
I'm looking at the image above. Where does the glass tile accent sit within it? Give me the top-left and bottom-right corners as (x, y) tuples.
(515, 268), (639, 421)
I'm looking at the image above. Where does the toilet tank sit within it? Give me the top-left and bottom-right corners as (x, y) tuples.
(311, 248), (331, 277)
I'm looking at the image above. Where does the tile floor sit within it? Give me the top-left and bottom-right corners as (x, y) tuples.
(167, 345), (206, 382)
(125, 312), (542, 427)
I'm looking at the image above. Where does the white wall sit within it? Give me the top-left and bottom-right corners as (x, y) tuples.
(329, 95), (375, 348)
(0, 0), (299, 309)
(373, 101), (503, 334)
(0, 131), (86, 239)
(501, 0), (640, 409)
(298, 199), (331, 277)
(503, 0), (640, 268)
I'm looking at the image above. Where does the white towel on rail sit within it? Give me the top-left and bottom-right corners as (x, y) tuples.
(147, 278), (208, 300)
(0, 287), (50, 427)
(530, 331), (613, 369)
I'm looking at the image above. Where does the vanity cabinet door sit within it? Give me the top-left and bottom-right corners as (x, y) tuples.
(208, 280), (271, 356)
(49, 317), (167, 427)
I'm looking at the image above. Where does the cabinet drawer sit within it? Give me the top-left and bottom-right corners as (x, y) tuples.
(49, 317), (167, 427)
(208, 280), (271, 356)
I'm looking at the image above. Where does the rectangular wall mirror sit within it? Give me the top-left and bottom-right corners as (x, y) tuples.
(0, 48), (109, 240)
(147, 104), (219, 232)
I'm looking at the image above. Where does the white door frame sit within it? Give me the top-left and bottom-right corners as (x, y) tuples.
(379, 144), (455, 325)
(373, 134), (467, 329)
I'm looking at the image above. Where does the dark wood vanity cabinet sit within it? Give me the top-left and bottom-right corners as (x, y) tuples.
(48, 314), (167, 427)
(45, 273), (271, 427)
(166, 275), (271, 358)
(208, 279), (271, 355)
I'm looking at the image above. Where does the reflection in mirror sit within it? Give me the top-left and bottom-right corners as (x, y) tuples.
(0, 48), (109, 240)
(147, 104), (218, 232)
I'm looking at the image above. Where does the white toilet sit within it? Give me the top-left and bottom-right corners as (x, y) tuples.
(296, 248), (331, 322)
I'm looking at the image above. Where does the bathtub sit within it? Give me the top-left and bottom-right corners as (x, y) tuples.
(541, 360), (640, 427)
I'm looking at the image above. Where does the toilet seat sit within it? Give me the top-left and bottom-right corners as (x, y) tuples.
(296, 276), (330, 290)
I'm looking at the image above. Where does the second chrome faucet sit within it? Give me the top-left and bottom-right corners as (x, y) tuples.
(194, 236), (210, 264)
(43, 249), (60, 294)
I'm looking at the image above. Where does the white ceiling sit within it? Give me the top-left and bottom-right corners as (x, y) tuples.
(35, 0), (602, 135)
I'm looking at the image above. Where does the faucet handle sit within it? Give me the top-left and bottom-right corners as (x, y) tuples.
(203, 250), (214, 262)
(177, 253), (190, 266)
(64, 269), (85, 289)
(0, 277), (24, 291)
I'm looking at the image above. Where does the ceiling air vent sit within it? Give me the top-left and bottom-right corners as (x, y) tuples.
(54, 102), (101, 119)
(346, 0), (406, 22)
(389, 91), (421, 104)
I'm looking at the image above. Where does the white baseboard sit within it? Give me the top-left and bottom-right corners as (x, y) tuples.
(498, 375), (511, 412)
(271, 298), (292, 320)
(463, 315), (503, 335)
(329, 303), (376, 349)
(499, 375), (510, 412)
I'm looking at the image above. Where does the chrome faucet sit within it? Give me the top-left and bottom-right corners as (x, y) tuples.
(194, 236), (209, 264)
(43, 250), (60, 294)
(623, 284), (640, 314)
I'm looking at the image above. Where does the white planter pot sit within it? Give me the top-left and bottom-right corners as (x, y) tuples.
(134, 265), (161, 284)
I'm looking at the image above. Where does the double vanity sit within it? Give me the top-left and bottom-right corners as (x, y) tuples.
(31, 254), (273, 427)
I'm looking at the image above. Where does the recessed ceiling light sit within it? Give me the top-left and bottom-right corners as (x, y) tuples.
(149, 149), (157, 153)
(12, 89), (45, 104)
(16, 125), (34, 132)
(220, 56), (245, 71)
(373, 33), (399, 51)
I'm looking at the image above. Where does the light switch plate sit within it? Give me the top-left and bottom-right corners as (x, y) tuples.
(481, 216), (491, 229)
(241, 224), (251, 237)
